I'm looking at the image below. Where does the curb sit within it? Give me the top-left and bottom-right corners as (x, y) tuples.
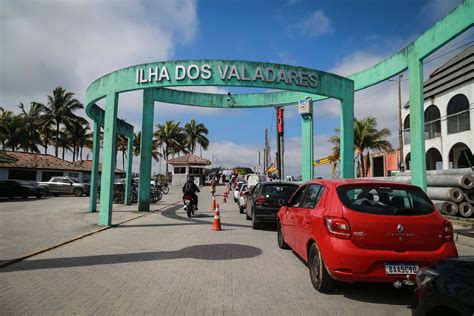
(0, 201), (181, 269)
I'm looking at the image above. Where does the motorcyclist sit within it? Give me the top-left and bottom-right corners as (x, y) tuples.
(182, 176), (200, 210)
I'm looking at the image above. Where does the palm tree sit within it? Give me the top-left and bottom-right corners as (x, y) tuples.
(133, 131), (161, 162)
(3, 115), (26, 151)
(154, 120), (186, 175)
(58, 128), (73, 160)
(330, 116), (392, 177)
(39, 124), (55, 155)
(34, 87), (84, 157)
(183, 119), (209, 154)
(0, 107), (14, 149)
(116, 133), (128, 171)
(18, 103), (43, 153)
(77, 123), (93, 160)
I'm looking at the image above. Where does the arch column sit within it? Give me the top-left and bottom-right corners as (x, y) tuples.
(301, 108), (313, 182)
(408, 50), (427, 191)
(125, 133), (134, 205)
(88, 120), (101, 212)
(138, 90), (154, 212)
(98, 92), (119, 226)
(340, 92), (355, 178)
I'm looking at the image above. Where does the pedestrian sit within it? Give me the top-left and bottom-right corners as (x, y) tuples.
(211, 176), (217, 196)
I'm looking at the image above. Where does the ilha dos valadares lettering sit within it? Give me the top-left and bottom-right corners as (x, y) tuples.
(135, 63), (318, 88)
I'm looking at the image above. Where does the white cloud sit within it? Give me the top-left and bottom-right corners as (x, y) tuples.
(296, 10), (332, 37)
(419, 0), (462, 26)
(0, 0), (198, 110)
(331, 51), (384, 77)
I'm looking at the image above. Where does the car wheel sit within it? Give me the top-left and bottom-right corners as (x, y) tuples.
(36, 194), (42, 199)
(251, 210), (260, 229)
(21, 192), (28, 199)
(308, 243), (336, 293)
(73, 188), (82, 197)
(277, 222), (290, 249)
(239, 205), (244, 214)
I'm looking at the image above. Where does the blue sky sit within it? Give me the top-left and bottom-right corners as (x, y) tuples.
(1, 0), (471, 176)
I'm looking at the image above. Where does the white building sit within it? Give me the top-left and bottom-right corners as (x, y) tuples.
(403, 45), (474, 170)
(167, 153), (211, 186)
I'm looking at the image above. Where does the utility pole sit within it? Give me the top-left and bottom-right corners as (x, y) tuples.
(264, 128), (270, 174)
(389, 74), (407, 171)
(258, 151), (261, 173)
(276, 107), (285, 180)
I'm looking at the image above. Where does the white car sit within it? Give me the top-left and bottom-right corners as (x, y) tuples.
(233, 181), (245, 202)
(238, 184), (248, 214)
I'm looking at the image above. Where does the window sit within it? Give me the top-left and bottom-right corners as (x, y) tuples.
(42, 171), (63, 181)
(289, 185), (306, 207)
(336, 184), (434, 216)
(403, 115), (410, 145)
(447, 94), (470, 134)
(261, 184), (299, 195)
(8, 169), (36, 180)
(424, 105), (441, 139)
(68, 173), (79, 178)
(301, 184), (324, 208)
(189, 167), (202, 174)
(174, 167), (186, 174)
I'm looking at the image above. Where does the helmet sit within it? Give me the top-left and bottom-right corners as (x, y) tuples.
(188, 176), (195, 182)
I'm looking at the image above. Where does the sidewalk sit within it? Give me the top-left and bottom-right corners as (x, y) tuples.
(0, 186), (182, 265)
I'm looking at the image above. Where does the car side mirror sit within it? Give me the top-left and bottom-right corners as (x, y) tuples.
(279, 199), (289, 206)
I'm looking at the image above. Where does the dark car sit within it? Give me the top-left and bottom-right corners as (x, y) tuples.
(413, 256), (474, 316)
(0, 179), (44, 199)
(246, 181), (299, 229)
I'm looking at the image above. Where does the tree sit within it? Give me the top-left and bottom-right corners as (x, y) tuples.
(35, 87), (84, 157)
(18, 103), (44, 153)
(329, 116), (392, 177)
(58, 128), (72, 160)
(39, 124), (55, 155)
(183, 119), (209, 154)
(116, 133), (128, 171)
(154, 120), (186, 175)
(3, 115), (25, 151)
(133, 131), (161, 162)
(0, 107), (14, 149)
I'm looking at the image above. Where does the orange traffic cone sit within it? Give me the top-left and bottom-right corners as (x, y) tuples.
(211, 196), (217, 211)
(212, 204), (222, 231)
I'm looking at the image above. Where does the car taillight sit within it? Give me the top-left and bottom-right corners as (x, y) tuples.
(256, 195), (266, 204)
(324, 216), (351, 239)
(443, 220), (454, 242)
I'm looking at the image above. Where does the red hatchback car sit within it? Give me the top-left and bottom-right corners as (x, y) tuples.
(277, 179), (458, 292)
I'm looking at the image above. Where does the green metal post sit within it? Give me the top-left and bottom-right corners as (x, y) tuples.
(138, 91), (154, 212)
(125, 134), (133, 205)
(408, 50), (427, 191)
(301, 112), (314, 182)
(98, 93), (119, 226)
(88, 120), (101, 212)
(340, 93), (355, 178)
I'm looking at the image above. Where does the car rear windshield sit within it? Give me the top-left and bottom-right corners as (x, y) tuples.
(262, 184), (298, 195)
(336, 184), (434, 216)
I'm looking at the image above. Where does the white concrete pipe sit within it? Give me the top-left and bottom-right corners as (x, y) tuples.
(432, 200), (459, 216)
(464, 191), (474, 204)
(397, 168), (473, 177)
(371, 175), (473, 190)
(425, 174), (473, 190)
(427, 187), (464, 203)
(458, 202), (473, 218)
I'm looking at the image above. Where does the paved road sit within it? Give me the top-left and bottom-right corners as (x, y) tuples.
(0, 185), (473, 315)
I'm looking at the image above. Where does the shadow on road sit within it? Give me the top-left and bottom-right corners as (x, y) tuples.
(160, 204), (251, 229)
(0, 243), (263, 273)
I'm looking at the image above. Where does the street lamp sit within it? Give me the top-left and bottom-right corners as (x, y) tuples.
(389, 74), (408, 172)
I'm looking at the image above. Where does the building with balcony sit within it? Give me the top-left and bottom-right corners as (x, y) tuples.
(402, 44), (474, 171)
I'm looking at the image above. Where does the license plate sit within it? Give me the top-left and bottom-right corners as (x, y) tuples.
(384, 263), (419, 275)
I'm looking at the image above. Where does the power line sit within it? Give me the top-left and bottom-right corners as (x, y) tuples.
(424, 40), (473, 64)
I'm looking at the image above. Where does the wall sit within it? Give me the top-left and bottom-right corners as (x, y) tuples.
(402, 80), (474, 170)
(0, 169), (8, 180)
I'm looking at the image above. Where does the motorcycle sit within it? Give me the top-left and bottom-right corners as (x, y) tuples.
(183, 195), (196, 218)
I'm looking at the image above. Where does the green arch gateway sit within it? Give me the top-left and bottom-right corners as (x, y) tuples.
(85, 0), (473, 226)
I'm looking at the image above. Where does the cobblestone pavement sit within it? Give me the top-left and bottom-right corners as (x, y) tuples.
(0, 185), (472, 315)
(0, 187), (182, 263)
